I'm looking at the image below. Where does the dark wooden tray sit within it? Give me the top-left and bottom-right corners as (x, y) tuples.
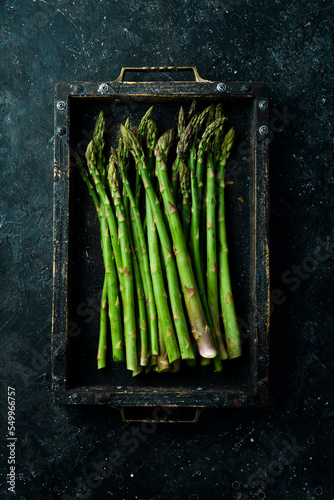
(52, 66), (270, 421)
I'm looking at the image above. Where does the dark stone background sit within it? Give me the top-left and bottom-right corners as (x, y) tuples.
(1, 0), (333, 499)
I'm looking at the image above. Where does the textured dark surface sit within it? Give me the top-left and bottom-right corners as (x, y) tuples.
(1, 1), (333, 499)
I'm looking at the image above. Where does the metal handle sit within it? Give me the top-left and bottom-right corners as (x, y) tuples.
(113, 66), (211, 83)
(117, 406), (204, 423)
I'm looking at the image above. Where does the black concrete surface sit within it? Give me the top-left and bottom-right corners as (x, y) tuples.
(1, 1), (333, 499)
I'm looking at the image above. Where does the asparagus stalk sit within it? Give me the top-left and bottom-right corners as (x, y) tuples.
(196, 118), (225, 206)
(213, 103), (224, 160)
(117, 135), (149, 366)
(122, 127), (195, 360)
(217, 128), (241, 359)
(114, 147), (159, 357)
(146, 119), (158, 164)
(138, 106), (154, 143)
(97, 277), (108, 368)
(135, 106), (154, 207)
(171, 117), (196, 196)
(146, 196), (180, 363)
(76, 157), (112, 368)
(150, 128), (217, 358)
(86, 136), (124, 290)
(206, 120), (229, 360)
(177, 106), (186, 138)
(93, 111), (107, 187)
(187, 114), (225, 370)
(157, 321), (171, 372)
(145, 119), (182, 363)
(77, 147), (123, 367)
(179, 159), (191, 239)
(92, 115), (123, 364)
(85, 142), (125, 362)
(141, 119), (159, 234)
(133, 243), (149, 366)
(108, 155), (138, 372)
(187, 98), (196, 120)
(99, 216), (122, 365)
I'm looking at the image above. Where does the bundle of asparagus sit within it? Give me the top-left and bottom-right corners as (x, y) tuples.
(77, 101), (241, 375)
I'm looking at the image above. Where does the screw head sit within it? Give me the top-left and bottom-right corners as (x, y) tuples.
(72, 393), (81, 403)
(217, 83), (226, 92)
(97, 393), (107, 404)
(74, 84), (84, 94)
(259, 125), (268, 135)
(57, 126), (66, 136)
(56, 100), (66, 111)
(98, 83), (109, 94)
(242, 83), (251, 92)
(259, 100), (268, 110)
(53, 376), (64, 387)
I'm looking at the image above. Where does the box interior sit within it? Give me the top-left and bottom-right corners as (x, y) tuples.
(66, 94), (256, 394)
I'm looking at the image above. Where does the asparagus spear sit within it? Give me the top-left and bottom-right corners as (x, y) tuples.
(108, 155), (138, 372)
(135, 106), (154, 207)
(121, 127), (210, 357)
(133, 245), (149, 366)
(85, 142), (125, 363)
(146, 194), (180, 363)
(76, 157), (111, 368)
(145, 119), (181, 363)
(187, 113), (225, 370)
(187, 98), (196, 121)
(217, 127), (241, 359)
(146, 134), (195, 360)
(157, 322), (171, 372)
(148, 127), (217, 358)
(177, 106), (186, 138)
(92, 114), (123, 366)
(114, 147), (159, 357)
(213, 103), (224, 160)
(118, 138), (149, 367)
(206, 118), (229, 360)
(87, 122), (125, 290)
(146, 119), (158, 166)
(76, 145), (124, 367)
(122, 127), (195, 360)
(171, 117), (196, 196)
(188, 117), (225, 301)
(179, 159), (191, 239)
(196, 118), (225, 206)
(97, 277), (108, 368)
(137, 106), (154, 144)
(93, 111), (107, 187)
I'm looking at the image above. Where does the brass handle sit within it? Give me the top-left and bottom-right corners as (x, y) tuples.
(117, 406), (204, 423)
(113, 66), (211, 83)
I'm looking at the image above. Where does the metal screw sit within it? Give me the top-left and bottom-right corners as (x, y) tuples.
(56, 100), (66, 111)
(98, 83), (109, 94)
(72, 393), (81, 403)
(57, 126), (66, 136)
(217, 83), (226, 92)
(242, 83), (251, 92)
(97, 393), (107, 404)
(258, 354), (268, 364)
(259, 100), (268, 110)
(74, 84), (84, 94)
(259, 125), (268, 136)
(54, 376), (64, 386)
